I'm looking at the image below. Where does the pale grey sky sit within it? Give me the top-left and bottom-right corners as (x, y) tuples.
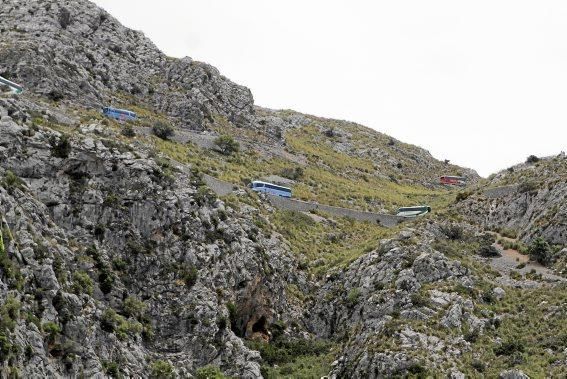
(93, 0), (567, 176)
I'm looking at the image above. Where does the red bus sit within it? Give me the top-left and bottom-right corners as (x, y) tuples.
(440, 176), (466, 185)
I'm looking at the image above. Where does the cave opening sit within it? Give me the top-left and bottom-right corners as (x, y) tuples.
(251, 315), (268, 335)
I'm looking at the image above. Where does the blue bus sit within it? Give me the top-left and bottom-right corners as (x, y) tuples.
(103, 107), (137, 121)
(250, 181), (292, 198)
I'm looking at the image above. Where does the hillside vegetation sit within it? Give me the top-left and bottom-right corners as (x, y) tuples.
(0, 1), (564, 378)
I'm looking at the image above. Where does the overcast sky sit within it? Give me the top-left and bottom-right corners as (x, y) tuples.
(93, 0), (567, 176)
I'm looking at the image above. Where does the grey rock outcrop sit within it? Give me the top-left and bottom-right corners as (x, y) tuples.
(0, 99), (305, 377)
(457, 155), (567, 245)
(0, 0), (254, 130)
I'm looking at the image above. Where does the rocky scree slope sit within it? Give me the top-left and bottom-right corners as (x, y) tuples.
(0, 98), (307, 378)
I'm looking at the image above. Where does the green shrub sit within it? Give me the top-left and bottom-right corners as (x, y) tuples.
(214, 135), (239, 155)
(0, 334), (13, 363)
(100, 308), (141, 340)
(50, 134), (72, 158)
(528, 237), (553, 266)
(121, 125), (136, 137)
(152, 122), (175, 140)
(98, 270), (114, 294)
(346, 288), (361, 308)
(2, 170), (25, 190)
(471, 359), (486, 372)
(526, 155), (540, 163)
(494, 339), (525, 356)
(455, 191), (471, 202)
(103, 361), (120, 378)
(149, 360), (175, 379)
(440, 224), (464, 240)
(182, 265), (198, 288)
(410, 292), (430, 307)
(509, 270), (523, 280)
(227, 302), (239, 334)
(72, 271), (94, 295)
(196, 365), (227, 379)
(217, 316), (228, 330)
(246, 338), (332, 366)
(100, 308), (119, 333)
(42, 322), (61, 344)
(194, 186), (216, 206)
(112, 258), (127, 271)
(0, 295), (21, 332)
(478, 244), (500, 257)
(123, 296), (146, 319)
(500, 228), (518, 239)
(518, 180), (538, 193)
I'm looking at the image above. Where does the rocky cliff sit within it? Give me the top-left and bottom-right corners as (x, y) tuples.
(0, 1), (565, 378)
(457, 154), (567, 245)
(0, 97), (309, 377)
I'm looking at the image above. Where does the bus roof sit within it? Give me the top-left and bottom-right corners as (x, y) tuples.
(251, 180), (291, 190)
(397, 206), (431, 212)
(104, 107), (136, 115)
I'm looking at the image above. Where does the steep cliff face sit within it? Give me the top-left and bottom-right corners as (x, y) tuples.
(457, 154), (567, 245)
(0, 98), (306, 378)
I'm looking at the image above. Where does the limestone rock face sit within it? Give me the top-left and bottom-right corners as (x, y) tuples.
(307, 237), (479, 377)
(0, 0), (254, 130)
(457, 154), (567, 245)
(0, 99), (305, 378)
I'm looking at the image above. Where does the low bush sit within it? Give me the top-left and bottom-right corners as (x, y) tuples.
(526, 155), (540, 163)
(499, 228), (518, 239)
(227, 302), (239, 334)
(214, 135), (239, 155)
(410, 292), (430, 307)
(0, 296), (21, 332)
(2, 170), (25, 190)
(42, 322), (61, 344)
(247, 337), (332, 366)
(518, 180), (538, 193)
(182, 265), (198, 288)
(152, 122), (174, 140)
(440, 224), (464, 240)
(149, 360), (175, 379)
(455, 191), (471, 202)
(528, 237), (553, 266)
(72, 271), (94, 295)
(121, 125), (136, 137)
(478, 244), (500, 257)
(194, 186), (216, 206)
(123, 296), (146, 319)
(98, 270), (114, 294)
(50, 134), (72, 158)
(346, 288), (361, 308)
(196, 365), (226, 379)
(494, 339), (525, 356)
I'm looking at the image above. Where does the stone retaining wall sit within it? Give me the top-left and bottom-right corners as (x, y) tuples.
(266, 195), (405, 227)
(483, 185), (518, 199)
